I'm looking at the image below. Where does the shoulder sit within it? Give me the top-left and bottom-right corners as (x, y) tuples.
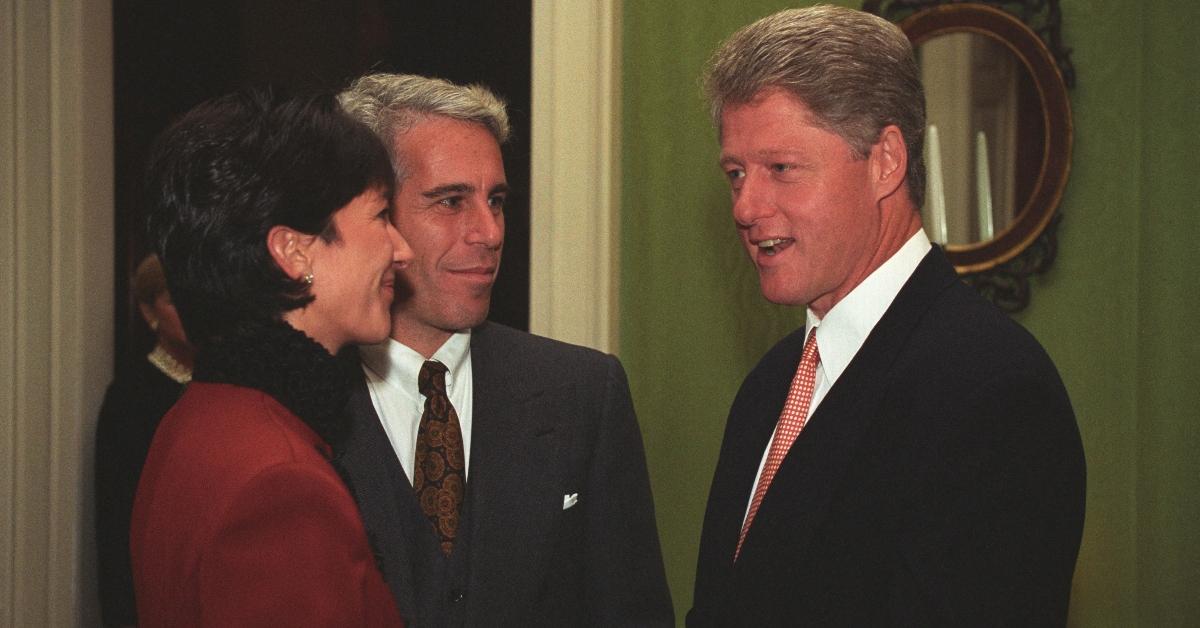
(883, 282), (1076, 452)
(906, 281), (1060, 384)
(472, 321), (619, 377)
(154, 383), (330, 478)
(135, 383), (344, 547)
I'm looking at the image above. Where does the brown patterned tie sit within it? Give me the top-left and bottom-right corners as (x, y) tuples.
(414, 360), (466, 555)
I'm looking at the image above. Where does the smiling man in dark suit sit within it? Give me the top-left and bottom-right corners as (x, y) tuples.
(337, 73), (672, 627)
(688, 6), (1085, 626)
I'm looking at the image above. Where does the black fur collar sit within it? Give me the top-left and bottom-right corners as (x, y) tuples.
(193, 319), (353, 451)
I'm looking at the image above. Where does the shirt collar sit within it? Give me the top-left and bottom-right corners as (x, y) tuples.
(806, 230), (931, 385)
(360, 330), (472, 392)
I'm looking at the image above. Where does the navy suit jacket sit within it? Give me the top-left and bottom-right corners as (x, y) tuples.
(342, 322), (673, 627)
(689, 248), (1085, 627)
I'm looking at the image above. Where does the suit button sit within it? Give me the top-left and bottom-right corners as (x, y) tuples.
(451, 589), (466, 603)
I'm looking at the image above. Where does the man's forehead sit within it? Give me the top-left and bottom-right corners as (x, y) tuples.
(392, 117), (503, 164)
(718, 90), (846, 151)
(721, 89), (818, 124)
(390, 115), (499, 149)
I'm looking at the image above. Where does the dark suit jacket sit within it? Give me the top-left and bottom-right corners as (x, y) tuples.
(689, 249), (1085, 627)
(131, 382), (402, 627)
(94, 355), (183, 627)
(342, 321), (673, 627)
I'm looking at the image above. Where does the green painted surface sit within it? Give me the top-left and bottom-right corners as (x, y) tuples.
(1133, 2), (1200, 625)
(619, 0), (1200, 624)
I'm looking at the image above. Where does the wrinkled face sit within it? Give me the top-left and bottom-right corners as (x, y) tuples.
(720, 90), (883, 315)
(388, 116), (506, 347)
(305, 187), (412, 350)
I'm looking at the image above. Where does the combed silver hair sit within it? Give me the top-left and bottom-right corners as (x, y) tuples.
(338, 73), (510, 180)
(704, 5), (926, 208)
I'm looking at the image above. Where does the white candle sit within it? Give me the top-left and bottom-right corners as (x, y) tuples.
(975, 130), (994, 241)
(925, 124), (948, 244)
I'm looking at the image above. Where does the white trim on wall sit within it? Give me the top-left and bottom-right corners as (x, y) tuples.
(529, 0), (622, 354)
(1, 0), (113, 624)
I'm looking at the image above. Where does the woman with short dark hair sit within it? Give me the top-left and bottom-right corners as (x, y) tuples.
(130, 89), (409, 626)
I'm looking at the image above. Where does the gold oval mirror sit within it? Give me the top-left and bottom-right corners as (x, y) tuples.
(918, 30), (1043, 247)
(864, 0), (1075, 311)
(902, 4), (1072, 275)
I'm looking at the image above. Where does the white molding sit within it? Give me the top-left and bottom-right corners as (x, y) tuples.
(529, 0), (622, 354)
(1, 0), (112, 624)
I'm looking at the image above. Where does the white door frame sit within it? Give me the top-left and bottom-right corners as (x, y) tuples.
(1, 0), (114, 624)
(529, 0), (622, 354)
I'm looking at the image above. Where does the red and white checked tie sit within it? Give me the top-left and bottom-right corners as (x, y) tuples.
(735, 327), (821, 561)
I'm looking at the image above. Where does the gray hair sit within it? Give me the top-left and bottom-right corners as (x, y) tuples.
(338, 73), (511, 180)
(704, 5), (926, 208)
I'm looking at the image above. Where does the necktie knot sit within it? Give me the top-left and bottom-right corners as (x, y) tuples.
(419, 360), (449, 397)
(801, 327), (820, 365)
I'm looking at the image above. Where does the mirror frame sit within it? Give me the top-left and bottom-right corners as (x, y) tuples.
(864, 0), (1075, 312)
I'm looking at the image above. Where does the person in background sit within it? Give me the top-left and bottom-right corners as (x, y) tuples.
(130, 88), (410, 626)
(689, 6), (1085, 625)
(337, 73), (673, 626)
(95, 254), (193, 628)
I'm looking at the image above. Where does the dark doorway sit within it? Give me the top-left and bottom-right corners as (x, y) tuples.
(113, 0), (532, 363)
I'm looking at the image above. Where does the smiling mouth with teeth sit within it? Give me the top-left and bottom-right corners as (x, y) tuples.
(757, 238), (790, 256)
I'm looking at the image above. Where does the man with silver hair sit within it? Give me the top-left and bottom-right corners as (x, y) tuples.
(689, 6), (1084, 625)
(338, 73), (672, 626)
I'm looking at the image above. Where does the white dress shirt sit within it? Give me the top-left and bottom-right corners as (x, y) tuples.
(743, 230), (933, 522)
(360, 331), (474, 480)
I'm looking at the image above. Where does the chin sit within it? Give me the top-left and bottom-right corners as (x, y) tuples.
(759, 284), (807, 307)
(453, 315), (488, 332)
(354, 318), (392, 346)
(451, 300), (491, 329)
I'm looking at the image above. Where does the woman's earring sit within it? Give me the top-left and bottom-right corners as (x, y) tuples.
(302, 271), (314, 285)
(148, 319), (159, 331)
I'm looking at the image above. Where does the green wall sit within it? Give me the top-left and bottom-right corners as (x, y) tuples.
(619, 1), (1200, 625)
(1131, 2), (1200, 624)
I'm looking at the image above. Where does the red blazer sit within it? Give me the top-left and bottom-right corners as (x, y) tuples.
(131, 381), (403, 627)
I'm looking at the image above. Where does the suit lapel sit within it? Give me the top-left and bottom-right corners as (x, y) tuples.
(464, 324), (563, 591)
(737, 248), (961, 565)
(342, 371), (422, 620)
(704, 325), (808, 576)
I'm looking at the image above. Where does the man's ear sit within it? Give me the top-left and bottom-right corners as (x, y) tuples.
(266, 225), (316, 282)
(870, 124), (908, 202)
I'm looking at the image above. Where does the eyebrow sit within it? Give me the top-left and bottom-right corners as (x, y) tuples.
(421, 182), (510, 199)
(719, 150), (811, 167)
(422, 183), (473, 199)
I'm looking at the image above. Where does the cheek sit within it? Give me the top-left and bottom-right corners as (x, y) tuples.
(738, 231), (756, 252)
(371, 231), (393, 265)
(401, 228), (440, 262)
